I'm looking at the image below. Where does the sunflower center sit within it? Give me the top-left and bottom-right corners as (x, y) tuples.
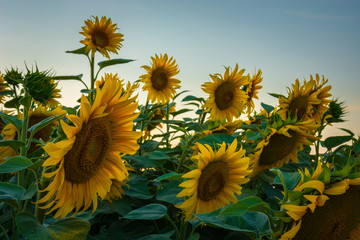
(63, 116), (112, 183)
(258, 130), (299, 166)
(92, 30), (109, 48)
(197, 161), (229, 201)
(151, 68), (168, 90)
(288, 96), (309, 120)
(215, 82), (236, 110)
(294, 187), (360, 240)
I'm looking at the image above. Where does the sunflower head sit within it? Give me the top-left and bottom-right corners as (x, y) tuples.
(80, 16), (124, 59)
(202, 64), (249, 122)
(0, 73), (10, 104)
(3, 67), (23, 86)
(140, 53), (180, 103)
(245, 69), (263, 114)
(24, 68), (61, 107)
(176, 140), (251, 221)
(37, 76), (141, 218)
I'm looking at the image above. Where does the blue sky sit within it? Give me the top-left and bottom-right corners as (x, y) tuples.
(1, 0), (359, 136)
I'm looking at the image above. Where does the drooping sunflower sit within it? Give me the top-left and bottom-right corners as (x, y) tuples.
(143, 104), (176, 140)
(176, 139), (251, 221)
(249, 123), (317, 178)
(103, 179), (128, 203)
(80, 16), (124, 59)
(0, 72), (10, 104)
(202, 64), (249, 122)
(279, 160), (360, 240)
(140, 54), (180, 104)
(310, 74), (332, 122)
(36, 77), (141, 218)
(245, 69), (263, 114)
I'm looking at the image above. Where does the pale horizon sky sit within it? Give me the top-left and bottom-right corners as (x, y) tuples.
(1, 0), (359, 137)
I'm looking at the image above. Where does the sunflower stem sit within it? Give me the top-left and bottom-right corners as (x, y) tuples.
(89, 56), (95, 103)
(35, 173), (49, 225)
(199, 111), (207, 124)
(138, 100), (149, 155)
(179, 217), (188, 240)
(166, 102), (170, 148)
(165, 214), (180, 240)
(176, 134), (198, 173)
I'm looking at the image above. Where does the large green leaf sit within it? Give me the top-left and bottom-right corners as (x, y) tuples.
(66, 46), (88, 55)
(0, 140), (25, 150)
(0, 111), (22, 131)
(16, 212), (56, 240)
(196, 134), (236, 149)
(0, 156), (32, 173)
(122, 203), (167, 220)
(125, 175), (153, 199)
(0, 182), (25, 200)
(273, 170), (301, 191)
(52, 74), (83, 81)
(16, 212), (90, 240)
(156, 180), (183, 204)
(98, 58), (134, 70)
(137, 231), (174, 240)
(48, 217), (90, 239)
(220, 196), (271, 217)
(322, 135), (353, 150)
(0, 194), (21, 210)
(28, 114), (65, 137)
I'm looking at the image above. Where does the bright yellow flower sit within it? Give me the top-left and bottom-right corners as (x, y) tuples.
(202, 64), (249, 122)
(245, 69), (263, 114)
(176, 140), (251, 221)
(0, 72), (10, 104)
(80, 16), (124, 59)
(140, 53), (180, 104)
(36, 77), (141, 218)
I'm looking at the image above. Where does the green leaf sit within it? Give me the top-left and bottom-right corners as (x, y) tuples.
(21, 182), (38, 200)
(220, 196), (271, 217)
(196, 134), (236, 149)
(48, 217), (90, 240)
(0, 156), (32, 173)
(19, 94), (32, 108)
(0, 140), (25, 150)
(137, 231), (174, 240)
(156, 180), (183, 204)
(16, 212), (56, 240)
(0, 111), (22, 131)
(98, 58), (134, 70)
(155, 172), (182, 181)
(53, 74), (83, 81)
(0, 194), (21, 210)
(66, 46), (88, 55)
(149, 151), (170, 160)
(182, 95), (204, 102)
(268, 92), (285, 99)
(0, 90), (14, 96)
(123, 203), (167, 220)
(261, 102), (274, 114)
(125, 175), (153, 199)
(28, 114), (65, 136)
(4, 97), (21, 109)
(0, 182), (25, 200)
(273, 171), (301, 191)
(323, 135), (352, 150)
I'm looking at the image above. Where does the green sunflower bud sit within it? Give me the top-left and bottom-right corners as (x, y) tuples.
(4, 67), (23, 86)
(325, 99), (346, 123)
(24, 67), (58, 106)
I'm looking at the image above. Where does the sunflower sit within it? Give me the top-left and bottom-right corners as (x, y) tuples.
(140, 53), (180, 104)
(96, 73), (139, 99)
(279, 160), (360, 240)
(176, 139), (251, 221)
(202, 64), (249, 122)
(143, 104), (176, 140)
(103, 179), (128, 203)
(80, 16), (124, 59)
(249, 124), (317, 178)
(310, 74), (332, 122)
(0, 72), (10, 104)
(36, 77), (141, 218)
(278, 78), (321, 122)
(0, 117), (17, 164)
(245, 69), (263, 114)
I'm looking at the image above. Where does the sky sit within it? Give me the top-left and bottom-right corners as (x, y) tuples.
(1, 0), (359, 137)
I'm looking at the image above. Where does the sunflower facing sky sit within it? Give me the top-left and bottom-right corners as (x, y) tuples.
(80, 16), (124, 59)
(140, 53), (180, 104)
(202, 64), (249, 122)
(176, 140), (251, 221)
(36, 77), (141, 218)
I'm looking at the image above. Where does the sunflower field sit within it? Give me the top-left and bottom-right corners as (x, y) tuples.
(1, 16), (360, 240)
